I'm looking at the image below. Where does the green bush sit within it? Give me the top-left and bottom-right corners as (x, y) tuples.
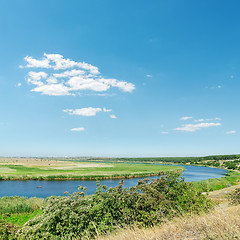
(0, 218), (17, 239)
(18, 173), (212, 239)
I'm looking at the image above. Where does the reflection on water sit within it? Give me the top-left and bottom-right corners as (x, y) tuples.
(0, 165), (227, 198)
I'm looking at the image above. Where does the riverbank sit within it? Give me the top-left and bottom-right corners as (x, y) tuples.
(192, 170), (240, 192)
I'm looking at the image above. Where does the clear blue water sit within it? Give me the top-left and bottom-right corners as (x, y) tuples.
(0, 165), (227, 198)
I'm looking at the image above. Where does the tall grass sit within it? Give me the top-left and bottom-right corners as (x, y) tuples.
(0, 196), (44, 214)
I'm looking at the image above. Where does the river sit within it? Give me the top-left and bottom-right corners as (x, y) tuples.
(0, 164), (227, 198)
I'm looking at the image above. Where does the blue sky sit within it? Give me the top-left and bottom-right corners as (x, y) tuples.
(0, 0), (240, 157)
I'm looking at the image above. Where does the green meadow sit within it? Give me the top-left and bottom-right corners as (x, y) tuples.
(0, 196), (44, 227)
(192, 171), (240, 192)
(0, 160), (184, 180)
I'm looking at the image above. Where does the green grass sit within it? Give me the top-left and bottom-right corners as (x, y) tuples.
(0, 196), (44, 214)
(0, 197), (44, 226)
(192, 171), (240, 192)
(0, 163), (184, 180)
(1, 210), (43, 226)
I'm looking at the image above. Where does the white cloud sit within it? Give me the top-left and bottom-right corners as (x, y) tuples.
(146, 75), (152, 78)
(32, 83), (71, 96)
(28, 71), (48, 81)
(226, 130), (236, 134)
(160, 131), (169, 134)
(20, 53), (135, 96)
(67, 76), (110, 92)
(103, 108), (112, 112)
(27, 71), (48, 86)
(20, 56), (50, 69)
(71, 127), (85, 131)
(174, 122), (221, 132)
(17, 83), (22, 87)
(64, 107), (116, 118)
(110, 114), (117, 119)
(98, 78), (135, 92)
(46, 77), (58, 84)
(194, 119), (205, 122)
(53, 69), (85, 78)
(180, 116), (193, 121)
(63, 107), (102, 116)
(194, 117), (222, 122)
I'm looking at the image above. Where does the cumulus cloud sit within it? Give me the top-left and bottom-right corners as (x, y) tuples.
(110, 114), (117, 119)
(146, 75), (152, 78)
(20, 56), (50, 69)
(71, 127), (85, 131)
(180, 116), (193, 121)
(174, 122), (221, 132)
(20, 53), (135, 96)
(27, 71), (48, 86)
(32, 83), (71, 96)
(17, 83), (22, 87)
(226, 130), (236, 134)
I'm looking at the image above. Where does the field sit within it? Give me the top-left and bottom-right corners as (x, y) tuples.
(0, 158), (183, 180)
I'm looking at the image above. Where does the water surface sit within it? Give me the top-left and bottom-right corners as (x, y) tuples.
(0, 165), (227, 198)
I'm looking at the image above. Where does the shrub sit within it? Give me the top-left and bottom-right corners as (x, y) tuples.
(0, 218), (17, 239)
(18, 173), (213, 239)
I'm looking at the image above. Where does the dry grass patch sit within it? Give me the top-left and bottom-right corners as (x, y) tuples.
(49, 163), (114, 170)
(99, 205), (240, 240)
(0, 157), (68, 167)
(207, 184), (240, 205)
(0, 158), (114, 169)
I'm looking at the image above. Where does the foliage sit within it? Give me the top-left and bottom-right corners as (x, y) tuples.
(0, 197), (44, 214)
(92, 154), (240, 164)
(18, 173), (212, 239)
(223, 160), (240, 170)
(89, 155), (240, 170)
(0, 196), (44, 239)
(0, 218), (17, 240)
